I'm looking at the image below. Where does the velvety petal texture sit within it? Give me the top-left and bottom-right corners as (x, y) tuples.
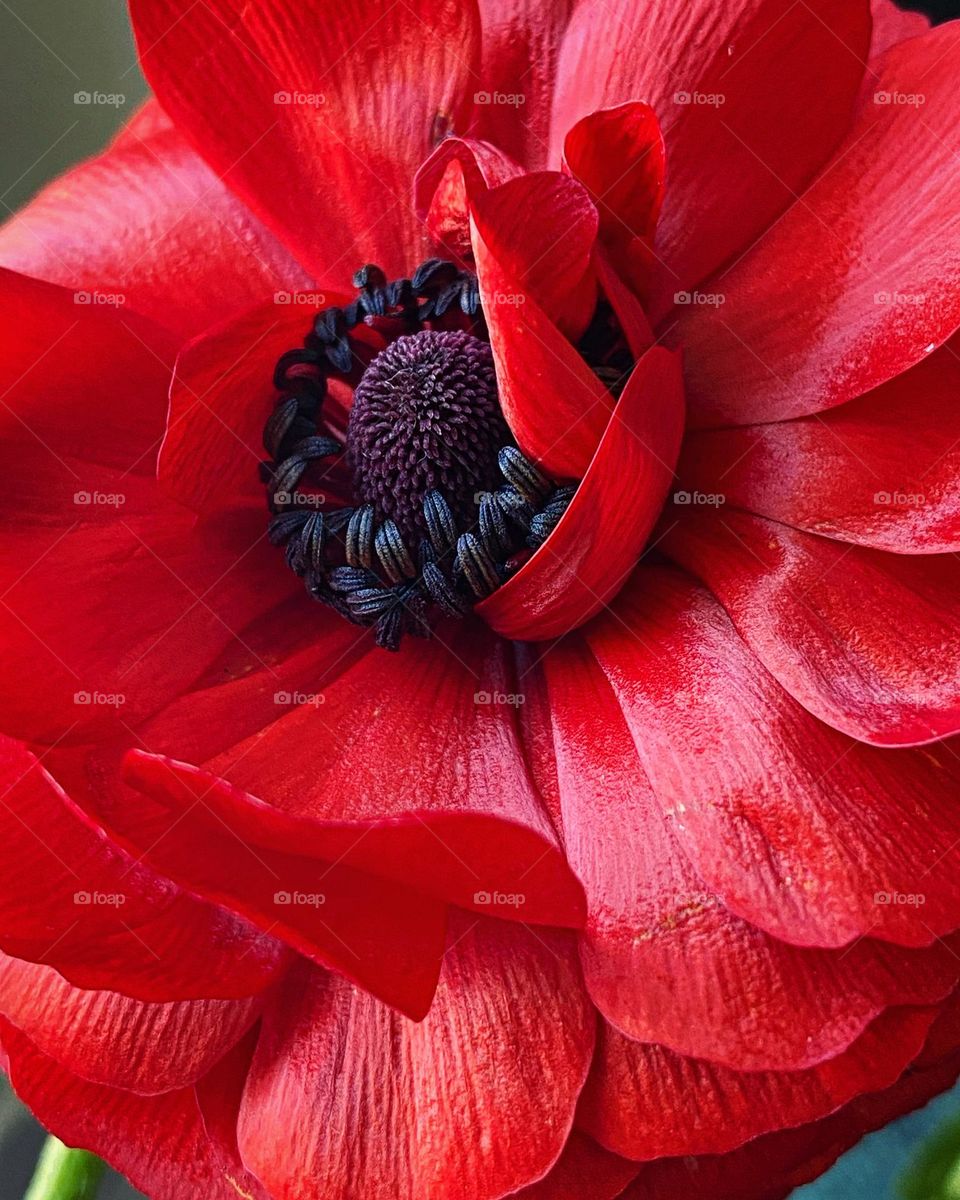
(128, 0), (482, 284)
(0, 103), (312, 341)
(580, 1006), (937, 1160)
(0, 953), (261, 1094)
(542, 635), (959, 1068)
(677, 334), (960, 554)
(1, 1020), (269, 1200)
(580, 569), (960, 951)
(121, 624), (585, 932)
(663, 513), (960, 745)
(0, 738), (284, 1002)
(238, 920), (594, 1200)
(679, 22), (960, 427)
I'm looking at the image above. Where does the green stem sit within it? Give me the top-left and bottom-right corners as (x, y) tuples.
(24, 1137), (105, 1200)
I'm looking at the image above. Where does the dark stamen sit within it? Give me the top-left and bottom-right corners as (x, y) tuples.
(261, 260), (585, 650)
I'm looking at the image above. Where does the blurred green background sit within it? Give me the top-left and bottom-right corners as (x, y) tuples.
(0, 0), (147, 214)
(2, 0), (960, 1198)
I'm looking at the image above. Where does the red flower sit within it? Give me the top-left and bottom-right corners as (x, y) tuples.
(1, 0), (960, 1197)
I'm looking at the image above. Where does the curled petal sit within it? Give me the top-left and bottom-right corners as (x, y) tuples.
(478, 347), (684, 640)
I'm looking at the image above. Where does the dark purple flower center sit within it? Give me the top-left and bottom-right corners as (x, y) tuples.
(347, 330), (509, 541)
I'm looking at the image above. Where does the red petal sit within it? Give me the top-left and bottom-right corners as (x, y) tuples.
(0, 737), (283, 1002)
(1, 1019), (269, 1200)
(0, 504), (298, 745)
(550, 0), (871, 320)
(473, 235), (609, 476)
(543, 640), (958, 1068)
(477, 347), (684, 640)
(128, 0), (481, 284)
(0, 267), (172, 480)
(0, 273), (311, 748)
(581, 1006), (935, 1160)
(625, 1041), (960, 1200)
(413, 136), (523, 263)
(0, 102), (312, 342)
(512, 1133), (639, 1200)
(470, 170), (598, 341)
(159, 290), (353, 514)
(679, 22), (960, 427)
(583, 568), (960, 950)
(122, 623), (585, 932)
(563, 103), (665, 303)
(677, 336), (960, 554)
(0, 952), (261, 1094)
(472, 0), (576, 170)
(195, 1024), (259, 1160)
(663, 512), (960, 745)
(593, 252), (654, 359)
(82, 750), (448, 1022)
(869, 0), (929, 59)
(238, 919), (594, 1200)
